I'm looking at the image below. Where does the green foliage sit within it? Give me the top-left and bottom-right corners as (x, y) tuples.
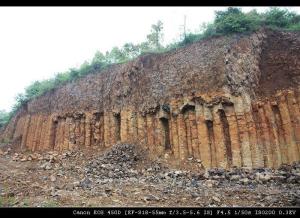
(0, 110), (10, 128)
(263, 7), (300, 28)
(0, 196), (16, 207)
(54, 72), (71, 86)
(42, 200), (59, 207)
(1, 138), (11, 144)
(214, 7), (257, 34)
(6, 7), (300, 122)
(145, 20), (164, 52)
(107, 47), (128, 63)
(287, 22), (300, 31)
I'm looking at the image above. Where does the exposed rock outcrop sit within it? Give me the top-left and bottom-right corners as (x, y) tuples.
(1, 28), (300, 169)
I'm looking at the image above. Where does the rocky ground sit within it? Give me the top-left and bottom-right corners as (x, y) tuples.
(0, 143), (299, 207)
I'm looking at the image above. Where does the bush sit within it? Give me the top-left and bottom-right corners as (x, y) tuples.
(214, 7), (258, 34)
(287, 22), (300, 31)
(0, 110), (10, 128)
(263, 7), (299, 28)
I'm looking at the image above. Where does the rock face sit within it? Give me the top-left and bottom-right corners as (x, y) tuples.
(1, 28), (300, 169)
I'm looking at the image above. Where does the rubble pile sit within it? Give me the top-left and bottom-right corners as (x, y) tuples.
(84, 144), (142, 180)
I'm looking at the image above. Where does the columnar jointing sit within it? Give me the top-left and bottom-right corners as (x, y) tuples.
(8, 88), (300, 169)
(1, 30), (300, 169)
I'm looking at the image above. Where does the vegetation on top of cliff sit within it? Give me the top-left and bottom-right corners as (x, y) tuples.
(3, 7), (300, 127)
(0, 110), (10, 129)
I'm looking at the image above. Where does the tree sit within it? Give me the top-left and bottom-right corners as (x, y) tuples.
(214, 7), (257, 34)
(79, 61), (92, 76)
(122, 43), (140, 59)
(24, 81), (43, 99)
(54, 72), (70, 86)
(106, 47), (127, 63)
(91, 51), (106, 70)
(146, 20), (164, 51)
(263, 7), (299, 28)
(69, 68), (80, 80)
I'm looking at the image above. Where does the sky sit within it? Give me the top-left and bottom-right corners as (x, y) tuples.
(0, 6), (299, 112)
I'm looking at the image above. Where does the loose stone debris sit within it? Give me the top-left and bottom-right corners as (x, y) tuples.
(0, 144), (299, 207)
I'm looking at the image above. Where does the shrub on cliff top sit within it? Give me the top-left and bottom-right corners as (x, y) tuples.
(214, 7), (258, 34)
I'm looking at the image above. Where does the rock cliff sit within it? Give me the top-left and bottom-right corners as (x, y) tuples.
(1, 28), (300, 169)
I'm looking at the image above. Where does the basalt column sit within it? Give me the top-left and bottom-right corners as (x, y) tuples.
(177, 111), (188, 161)
(223, 105), (242, 167)
(20, 115), (31, 151)
(158, 107), (171, 154)
(104, 111), (112, 147)
(286, 90), (300, 159)
(212, 105), (233, 168)
(278, 94), (299, 163)
(137, 113), (147, 148)
(188, 108), (200, 160)
(204, 106), (217, 167)
(271, 103), (288, 164)
(234, 97), (252, 168)
(120, 110), (129, 143)
(170, 100), (180, 160)
(263, 102), (282, 168)
(246, 105), (265, 168)
(146, 113), (155, 154)
(195, 103), (211, 168)
(84, 113), (92, 147)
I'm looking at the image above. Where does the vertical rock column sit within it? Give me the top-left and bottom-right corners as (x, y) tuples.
(64, 117), (71, 150)
(104, 111), (112, 147)
(212, 106), (228, 168)
(257, 103), (274, 167)
(110, 113), (117, 145)
(38, 115), (47, 151)
(170, 100), (180, 159)
(195, 103), (211, 169)
(120, 110), (129, 143)
(137, 113), (147, 148)
(271, 104), (288, 164)
(20, 115), (31, 151)
(188, 109), (200, 160)
(204, 106), (217, 167)
(263, 102), (282, 168)
(69, 117), (76, 150)
(245, 108), (265, 168)
(56, 118), (65, 151)
(84, 113), (93, 147)
(74, 117), (81, 147)
(43, 115), (56, 150)
(234, 97), (252, 168)
(79, 116), (86, 147)
(26, 115), (37, 151)
(146, 113), (155, 154)
(278, 94), (299, 163)
(13, 116), (24, 140)
(224, 105), (242, 167)
(286, 90), (300, 160)
(184, 110), (193, 158)
(128, 109), (138, 144)
(33, 115), (43, 151)
(177, 111), (188, 161)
